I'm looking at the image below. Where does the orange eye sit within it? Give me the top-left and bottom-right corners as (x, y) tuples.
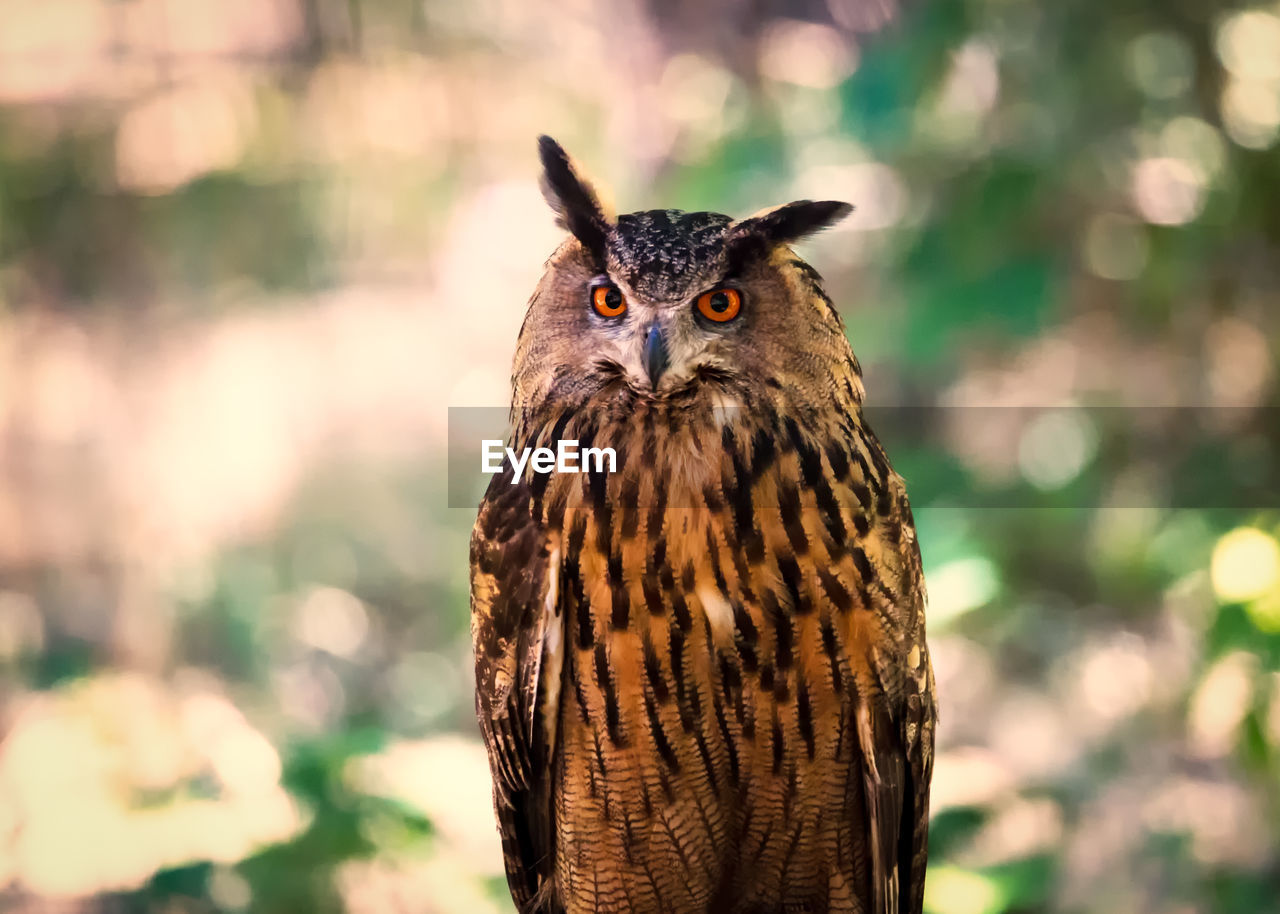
(695, 288), (741, 323)
(592, 284), (627, 318)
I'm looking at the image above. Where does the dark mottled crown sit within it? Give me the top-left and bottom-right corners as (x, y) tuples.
(607, 210), (732, 299)
(537, 136), (851, 298)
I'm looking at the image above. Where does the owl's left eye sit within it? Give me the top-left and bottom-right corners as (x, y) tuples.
(591, 284), (627, 318)
(695, 287), (742, 323)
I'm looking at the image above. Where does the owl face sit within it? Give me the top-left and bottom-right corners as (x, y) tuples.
(512, 137), (855, 414)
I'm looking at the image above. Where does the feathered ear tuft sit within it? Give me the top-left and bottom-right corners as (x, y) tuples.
(537, 135), (614, 261)
(724, 200), (852, 271)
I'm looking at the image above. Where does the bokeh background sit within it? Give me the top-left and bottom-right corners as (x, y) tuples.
(2, 0), (1280, 911)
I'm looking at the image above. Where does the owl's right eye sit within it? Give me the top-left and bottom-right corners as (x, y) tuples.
(591, 284), (627, 318)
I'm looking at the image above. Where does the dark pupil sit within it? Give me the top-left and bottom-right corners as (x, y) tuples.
(709, 292), (730, 312)
(603, 287), (622, 309)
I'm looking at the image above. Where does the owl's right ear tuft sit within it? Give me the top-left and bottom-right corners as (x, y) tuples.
(538, 135), (614, 261)
(723, 199), (852, 273)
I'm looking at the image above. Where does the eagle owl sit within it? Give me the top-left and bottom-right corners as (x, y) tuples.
(471, 136), (935, 914)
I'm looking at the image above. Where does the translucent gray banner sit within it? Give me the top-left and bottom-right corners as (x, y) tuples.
(447, 406), (1279, 510)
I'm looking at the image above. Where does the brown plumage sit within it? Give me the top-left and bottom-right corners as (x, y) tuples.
(470, 136), (935, 914)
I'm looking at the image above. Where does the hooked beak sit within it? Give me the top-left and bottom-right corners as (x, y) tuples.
(644, 324), (670, 389)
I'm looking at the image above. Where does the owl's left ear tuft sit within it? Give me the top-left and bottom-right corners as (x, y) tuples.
(537, 135), (615, 261)
(724, 200), (852, 269)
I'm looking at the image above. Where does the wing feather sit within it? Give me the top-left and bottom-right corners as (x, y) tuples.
(856, 693), (906, 914)
(893, 484), (935, 914)
(844, 429), (936, 914)
(471, 466), (563, 912)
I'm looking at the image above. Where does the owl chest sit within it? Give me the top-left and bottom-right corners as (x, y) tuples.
(540, 410), (909, 763)
(545, 495), (886, 910)
(548, 485), (878, 766)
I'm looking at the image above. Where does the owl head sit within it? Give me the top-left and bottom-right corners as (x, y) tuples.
(512, 136), (859, 416)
